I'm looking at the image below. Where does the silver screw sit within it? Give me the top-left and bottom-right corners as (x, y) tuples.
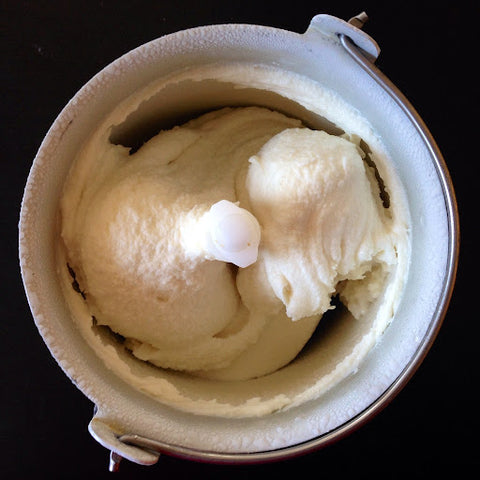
(348, 12), (369, 29)
(109, 451), (123, 472)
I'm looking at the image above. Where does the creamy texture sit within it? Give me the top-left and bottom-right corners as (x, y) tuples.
(241, 128), (396, 321)
(59, 63), (410, 417)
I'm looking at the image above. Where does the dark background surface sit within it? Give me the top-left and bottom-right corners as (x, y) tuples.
(1, 1), (476, 478)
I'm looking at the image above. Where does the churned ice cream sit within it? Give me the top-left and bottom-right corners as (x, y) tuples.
(58, 63), (410, 417)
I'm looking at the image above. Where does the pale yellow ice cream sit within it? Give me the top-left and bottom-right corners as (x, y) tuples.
(59, 63), (410, 417)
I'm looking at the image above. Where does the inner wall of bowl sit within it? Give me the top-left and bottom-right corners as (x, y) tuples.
(58, 71), (444, 447)
(109, 79), (345, 149)
(21, 23), (452, 453)
(60, 76), (383, 407)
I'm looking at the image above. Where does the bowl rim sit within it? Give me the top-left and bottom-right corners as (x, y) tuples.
(19, 17), (460, 465)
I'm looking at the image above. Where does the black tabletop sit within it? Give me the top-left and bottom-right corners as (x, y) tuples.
(1, 1), (475, 478)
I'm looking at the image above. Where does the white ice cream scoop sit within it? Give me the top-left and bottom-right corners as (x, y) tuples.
(203, 200), (261, 268)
